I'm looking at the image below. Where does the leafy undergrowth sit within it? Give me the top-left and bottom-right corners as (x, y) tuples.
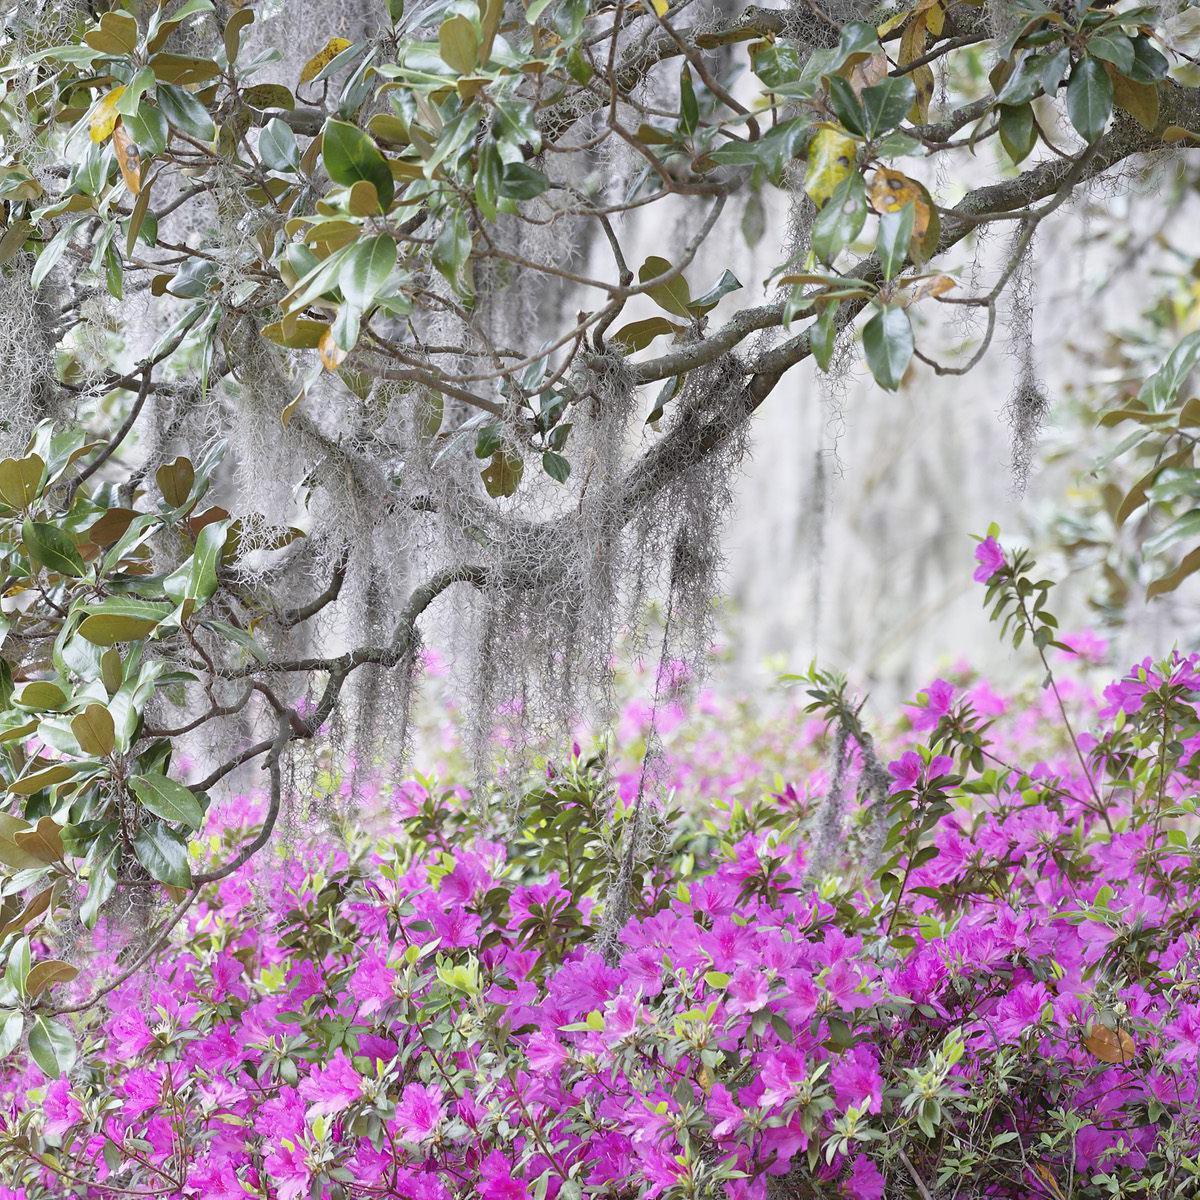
(1, 547), (1200, 1199)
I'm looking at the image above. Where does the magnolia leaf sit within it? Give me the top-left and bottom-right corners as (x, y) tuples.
(84, 10), (139, 55)
(78, 598), (171, 646)
(134, 823), (192, 887)
(157, 456), (195, 507)
(23, 519), (85, 577)
(299, 36), (353, 85)
(130, 774), (205, 829)
(156, 83), (216, 142)
(89, 87), (126, 144)
(262, 317), (328, 349)
(72, 703), (115, 757)
(26, 959), (79, 998)
(1066, 56), (1113, 144)
(112, 122), (142, 193)
(804, 128), (858, 207)
(439, 14), (479, 74)
(638, 256), (692, 318)
(242, 84), (295, 111)
(13, 817), (64, 862)
(322, 120), (394, 210)
(862, 304), (913, 391)
(0, 454), (45, 510)
(611, 316), (685, 351)
(1111, 72), (1159, 130)
(27, 1015), (76, 1080)
(481, 449), (524, 498)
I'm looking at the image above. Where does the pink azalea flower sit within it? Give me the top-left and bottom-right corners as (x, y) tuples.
(843, 1155), (885, 1200)
(298, 1049), (362, 1117)
(973, 536), (1005, 583)
(395, 1082), (446, 1142)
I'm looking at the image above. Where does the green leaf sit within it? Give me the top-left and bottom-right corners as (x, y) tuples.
(541, 451), (570, 482)
(259, 117), (300, 172)
(689, 270), (742, 316)
(999, 103), (1037, 165)
(1066, 57), (1113, 144)
(432, 207), (471, 293)
(0, 1011), (22, 1058)
(826, 76), (866, 137)
(499, 162), (549, 201)
(812, 171), (867, 263)
(72, 703), (115, 757)
(1127, 36), (1169, 84)
(28, 1015), (76, 1080)
(438, 14), (479, 74)
(611, 316), (685, 351)
(331, 235), (396, 350)
(5, 938), (29, 997)
(30, 220), (84, 290)
(877, 203), (914, 281)
(78, 598), (172, 646)
(130, 774), (205, 829)
(321, 119), (394, 210)
(475, 141), (502, 220)
(679, 65), (699, 136)
(133, 822), (192, 887)
(862, 304), (913, 391)
(481, 449), (524, 498)
(1144, 509), (1200, 559)
(861, 76), (916, 137)
(638, 256), (692, 318)
(0, 454), (46, 510)
(22, 519), (85, 577)
(163, 518), (229, 611)
(156, 83), (216, 142)
(811, 301), (839, 370)
(1087, 33), (1134, 76)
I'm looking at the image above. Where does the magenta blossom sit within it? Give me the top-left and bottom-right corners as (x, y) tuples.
(973, 535), (1005, 583)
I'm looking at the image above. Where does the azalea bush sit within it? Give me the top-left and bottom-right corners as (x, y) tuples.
(0, 541), (1196, 1199)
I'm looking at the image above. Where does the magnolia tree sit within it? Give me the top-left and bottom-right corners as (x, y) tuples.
(0, 0), (1197, 1074)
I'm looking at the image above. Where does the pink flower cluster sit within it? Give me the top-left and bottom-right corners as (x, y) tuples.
(3, 651), (1200, 1200)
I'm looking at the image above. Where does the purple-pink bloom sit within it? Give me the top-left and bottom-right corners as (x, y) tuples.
(395, 1082), (446, 1142)
(843, 1155), (885, 1200)
(298, 1049), (362, 1117)
(973, 536), (1005, 583)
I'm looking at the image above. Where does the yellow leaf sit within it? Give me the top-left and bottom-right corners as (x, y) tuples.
(89, 87), (126, 144)
(112, 122), (141, 194)
(299, 37), (352, 85)
(911, 274), (956, 301)
(281, 391), (303, 428)
(648, 0), (669, 15)
(319, 327), (347, 370)
(1084, 1022), (1135, 1065)
(869, 167), (929, 233)
(803, 128), (858, 206)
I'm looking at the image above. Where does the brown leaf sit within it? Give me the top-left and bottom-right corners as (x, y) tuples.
(1084, 1022), (1135, 1065)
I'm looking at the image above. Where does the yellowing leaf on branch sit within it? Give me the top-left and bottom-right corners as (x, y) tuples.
(112, 122), (142, 194)
(870, 167), (930, 233)
(319, 327), (348, 370)
(804, 128), (858, 207)
(89, 87), (126, 144)
(299, 37), (352, 85)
